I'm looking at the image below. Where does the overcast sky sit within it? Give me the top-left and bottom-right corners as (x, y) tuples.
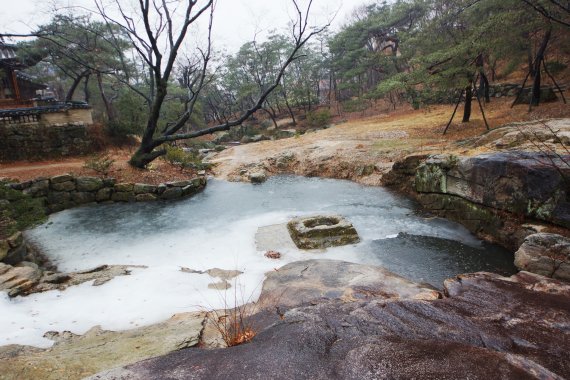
(0, 0), (371, 51)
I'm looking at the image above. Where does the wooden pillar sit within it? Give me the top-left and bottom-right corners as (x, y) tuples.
(11, 70), (21, 102)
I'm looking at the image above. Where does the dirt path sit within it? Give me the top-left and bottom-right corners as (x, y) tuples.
(0, 161), (84, 174)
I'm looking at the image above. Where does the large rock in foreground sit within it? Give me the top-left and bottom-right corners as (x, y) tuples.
(259, 260), (440, 308)
(88, 270), (570, 380)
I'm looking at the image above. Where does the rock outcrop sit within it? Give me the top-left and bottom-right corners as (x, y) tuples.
(258, 260), (440, 308)
(385, 151), (570, 250)
(88, 270), (570, 380)
(0, 312), (207, 380)
(414, 152), (570, 227)
(515, 233), (570, 281)
(0, 263), (144, 297)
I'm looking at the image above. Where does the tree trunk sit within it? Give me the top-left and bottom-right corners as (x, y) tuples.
(96, 72), (117, 124)
(65, 70), (89, 102)
(129, 145), (167, 168)
(531, 28), (552, 107)
(83, 75), (91, 103)
(463, 85), (473, 122)
(283, 92), (297, 125)
(261, 107), (278, 129)
(479, 72), (490, 103)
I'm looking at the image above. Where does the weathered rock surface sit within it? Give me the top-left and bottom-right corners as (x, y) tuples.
(88, 270), (570, 380)
(181, 267), (243, 290)
(0, 262), (42, 297)
(0, 312), (207, 380)
(259, 260), (440, 308)
(248, 170), (268, 184)
(0, 263), (144, 297)
(414, 152), (570, 228)
(287, 215), (360, 249)
(515, 233), (570, 281)
(385, 150), (570, 249)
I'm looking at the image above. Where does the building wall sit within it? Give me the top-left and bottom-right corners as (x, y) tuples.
(40, 108), (94, 125)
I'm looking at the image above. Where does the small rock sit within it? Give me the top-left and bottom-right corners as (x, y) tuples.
(161, 187), (184, 200)
(114, 183), (134, 192)
(208, 281), (231, 290)
(249, 171), (267, 184)
(135, 193), (157, 202)
(180, 267), (204, 274)
(515, 233), (570, 281)
(287, 215), (360, 250)
(51, 180), (76, 192)
(76, 177), (104, 192)
(264, 251), (282, 259)
(96, 188), (113, 202)
(206, 268), (243, 281)
(111, 192), (135, 202)
(134, 184), (157, 194)
(50, 174), (73, 184)
(167, 180), (192, 188)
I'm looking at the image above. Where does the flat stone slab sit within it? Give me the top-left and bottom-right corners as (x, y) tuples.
(259, 259), (441, 308)
(255, 224), (297, 252)
(287, 215), (360, 249)
(0, 312), (207, 380)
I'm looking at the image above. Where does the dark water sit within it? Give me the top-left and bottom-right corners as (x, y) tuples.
(361, 233), (517, 288)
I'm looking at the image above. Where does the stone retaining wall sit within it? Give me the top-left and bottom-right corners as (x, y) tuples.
(0, 174), (207, 265)
(0, 122), (95, 161)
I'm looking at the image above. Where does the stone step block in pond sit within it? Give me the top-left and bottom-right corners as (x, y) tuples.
(287, 215), (360, 250)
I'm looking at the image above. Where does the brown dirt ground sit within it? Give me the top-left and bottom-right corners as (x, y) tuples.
(0, 147), (197, 185)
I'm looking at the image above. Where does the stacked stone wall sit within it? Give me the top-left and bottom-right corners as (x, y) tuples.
(0, 122), (95, 161)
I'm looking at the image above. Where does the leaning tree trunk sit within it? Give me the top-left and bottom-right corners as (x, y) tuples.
(65, 70), (90, 102)
(463, 84), (473, 122)
(96, 72), (117, 125)
(531, 27), (552, 107)
(261, 107), (279, 129)
(282, 91), (297, 125)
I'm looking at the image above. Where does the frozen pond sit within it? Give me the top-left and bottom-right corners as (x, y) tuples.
(0, 176), (516, 347)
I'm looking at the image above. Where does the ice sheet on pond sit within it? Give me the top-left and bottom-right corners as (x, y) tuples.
(1, 176), (515, 347)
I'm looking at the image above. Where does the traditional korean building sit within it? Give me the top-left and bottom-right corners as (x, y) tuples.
(0, 40), (47, 109)
(0, 39), (92, 125)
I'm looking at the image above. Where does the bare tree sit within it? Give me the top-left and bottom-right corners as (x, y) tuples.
(95, 0), (327, 168)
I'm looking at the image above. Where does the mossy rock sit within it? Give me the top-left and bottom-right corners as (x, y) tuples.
(0, 183), (47, 238)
